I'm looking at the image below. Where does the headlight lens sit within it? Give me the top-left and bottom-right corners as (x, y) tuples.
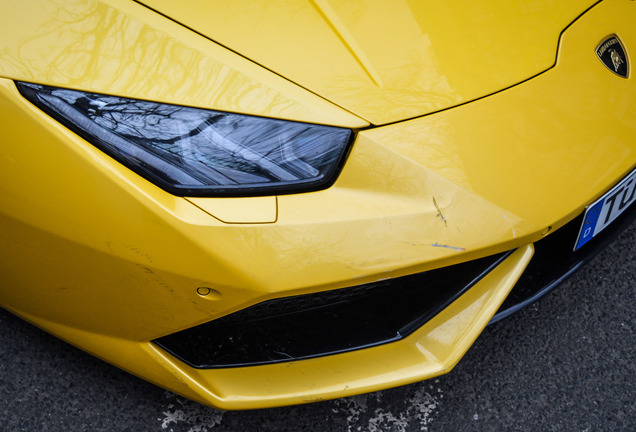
(17, 82), (353, 196)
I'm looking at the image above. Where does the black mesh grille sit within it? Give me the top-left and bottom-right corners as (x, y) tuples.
(153, 251), (509, 368)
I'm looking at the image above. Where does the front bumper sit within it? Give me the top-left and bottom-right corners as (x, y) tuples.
(0, 0), (635, 409)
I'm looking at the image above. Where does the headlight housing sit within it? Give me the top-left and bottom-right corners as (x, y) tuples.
(17, 82), (353, 196)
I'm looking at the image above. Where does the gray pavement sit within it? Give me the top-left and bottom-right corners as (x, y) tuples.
(1, 222), (634, 431)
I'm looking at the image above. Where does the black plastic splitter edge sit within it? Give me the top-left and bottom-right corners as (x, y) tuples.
(152, 251), (512, 369)
(490, 200), (636, 324)
(15, 81), (355, 198)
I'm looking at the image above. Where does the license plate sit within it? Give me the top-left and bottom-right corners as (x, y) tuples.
(575, 167), (636, 251)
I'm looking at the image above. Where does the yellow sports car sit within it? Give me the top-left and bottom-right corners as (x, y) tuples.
(1, 0), (634, 409)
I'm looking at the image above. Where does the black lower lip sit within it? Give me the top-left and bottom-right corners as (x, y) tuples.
(491, 200), (636, 324)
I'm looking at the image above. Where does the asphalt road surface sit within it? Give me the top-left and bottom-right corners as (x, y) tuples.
(1, 222), (634, 432)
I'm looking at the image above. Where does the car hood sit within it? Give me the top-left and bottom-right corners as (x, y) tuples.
(139, 0), (595, 125)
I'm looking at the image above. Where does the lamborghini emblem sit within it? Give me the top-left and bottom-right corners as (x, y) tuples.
(596, 35), (628, 78)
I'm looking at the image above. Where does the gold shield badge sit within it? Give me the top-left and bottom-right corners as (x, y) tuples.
(596, 35), (629, 78)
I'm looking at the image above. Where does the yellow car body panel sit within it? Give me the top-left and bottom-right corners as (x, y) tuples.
(140, 0), (596, 124)
(9, 245), (532, 409)
(0, 0), (634, 410)
(0, 0), (367, 128)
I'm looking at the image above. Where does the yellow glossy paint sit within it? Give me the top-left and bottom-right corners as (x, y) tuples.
(139, 0), (596, 124)
(4, 244), (532, 409)
(0, 0), (635, 410)
(0, 0), (367, 127)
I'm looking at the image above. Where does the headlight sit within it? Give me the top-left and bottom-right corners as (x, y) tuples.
(17, 82), (353, 196)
